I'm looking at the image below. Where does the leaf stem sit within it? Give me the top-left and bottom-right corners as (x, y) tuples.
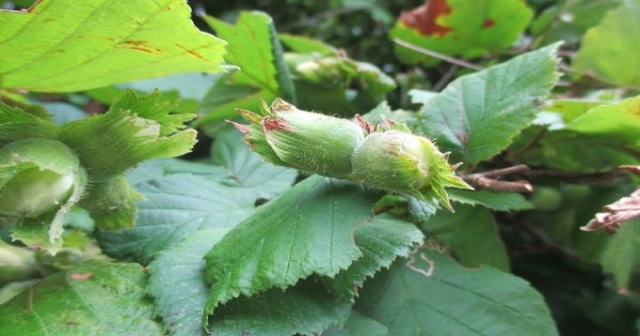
(393, 38), (484, 71)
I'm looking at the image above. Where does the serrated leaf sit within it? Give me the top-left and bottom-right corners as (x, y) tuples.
(60, 91), (197, 181)
(199, 11), (295, 123)
(449, 189), (533, 211)
(324, 311), (389, 336)
(573, 0), (640, 87)
(211, 129), (297, 199)
(148, 228), (230, 336)
(204, 176), (375, 317)
(414, 43), (561, 163)
(0, 0), (228, 92)
(210, 278), (351, 335)
(354, 250), (558, 335)
(0, 262), (162, 336)
(323, 214), (424, 302)
(391, 0), (533, 65)
(420, 204), (510, 270)
(96, 174), (256, 264)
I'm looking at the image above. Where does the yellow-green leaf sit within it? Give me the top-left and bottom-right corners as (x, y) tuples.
(0, 0), (228, 92)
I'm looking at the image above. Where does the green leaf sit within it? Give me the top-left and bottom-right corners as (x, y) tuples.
(449, 189), (533, 211)
(354, 250), (558, 335)
(96, 174), (256, 264)
(391, 0), (533, 65)
(209, 278), (351, 335)
(0, 0), (228, 92)
(125, 158), (227, 186)
(324, 311), (389, 336)
(279, 33), (337, 55)
(199, 11), (295, 123)
(533, 99), (609, 130)
(421, 204), (510, 271)
(565, 95), (640, 147)
(59, 91), (197, 181)
(414, 43), (560, 163)
(531, 0), (621, 45)
(521, 131), (640, 172)
(575, 218), (640, 289)
(573, 0), (640, 87)
(148, 228), (230, 336)
(522, 96), (640, 171)
(211, 129), (297, 199)
(0, 262), (163, 336)
(204, 176), (375, 317)
(199, 75), (262, 121)
(323, 214), (424, 302)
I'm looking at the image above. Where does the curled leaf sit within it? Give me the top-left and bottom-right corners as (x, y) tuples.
(582, 188), (640, 233)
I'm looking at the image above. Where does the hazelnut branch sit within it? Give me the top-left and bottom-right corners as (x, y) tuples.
(462, 164), (533, 193)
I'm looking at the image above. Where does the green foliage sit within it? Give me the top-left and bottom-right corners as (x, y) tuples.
(0, 262), (163, 336)
(2, 0), (640, 335)
(353, 249), (558, 335)
(411, 43), (561, 164)
(0, 0), (228, 92)
(573, 0), (640, 87)
(198, 12), (294, 123)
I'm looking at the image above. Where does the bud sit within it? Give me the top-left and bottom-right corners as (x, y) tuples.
(233, 99), (365, 178)
(0, 138), (86, 218)
(351, 130), (471, 210)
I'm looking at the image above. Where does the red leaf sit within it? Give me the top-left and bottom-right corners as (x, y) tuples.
(399, 0), (452, 37)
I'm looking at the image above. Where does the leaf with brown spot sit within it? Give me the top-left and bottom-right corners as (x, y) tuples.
(391, 0), (533, 65)
(399, 0), (451, 37)
(0, 0), (229, 92)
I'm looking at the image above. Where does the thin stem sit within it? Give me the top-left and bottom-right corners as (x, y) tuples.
(506, 128), (547, 162)
(462, 164), (533, 193)
(393, 38), (484, 71)
(433, 64), (459, 92)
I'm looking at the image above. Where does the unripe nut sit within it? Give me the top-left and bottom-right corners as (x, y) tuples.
(0, 139), (82, 218)
(351, 131), (434, 194)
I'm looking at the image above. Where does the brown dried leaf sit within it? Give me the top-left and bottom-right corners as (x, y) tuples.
(581, 189), (640, 233)
(620, 165), (640, 176)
